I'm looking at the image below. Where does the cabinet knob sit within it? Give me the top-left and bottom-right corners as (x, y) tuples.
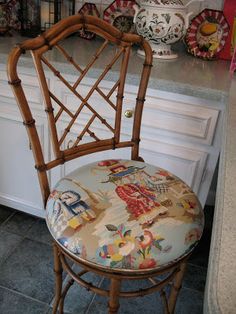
(124, 109), (133, 118)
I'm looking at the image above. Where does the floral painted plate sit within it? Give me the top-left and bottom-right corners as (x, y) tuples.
(103, 0), (138, 33)
(185, 9), (230, 60)
(78, 3), (100, 39)
(7, 0), (21, 30)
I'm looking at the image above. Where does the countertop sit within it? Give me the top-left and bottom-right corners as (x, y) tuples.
(0, 35), (231, 102)
(204, 76), (236, 314)
(1, 34), (235, 313)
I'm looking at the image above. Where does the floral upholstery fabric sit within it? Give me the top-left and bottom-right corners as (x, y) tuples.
(46, 159), (204, 271)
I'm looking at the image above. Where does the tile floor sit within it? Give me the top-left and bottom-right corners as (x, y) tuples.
(0, 205), (214, 314)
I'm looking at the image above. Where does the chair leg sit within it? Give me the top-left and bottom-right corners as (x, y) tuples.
(52, 243), (63, 314)
(168, 261), (187, 314)
(108, 278), (121, 314)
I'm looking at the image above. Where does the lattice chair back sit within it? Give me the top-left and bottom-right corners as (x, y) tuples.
(7, 15), (153, 207)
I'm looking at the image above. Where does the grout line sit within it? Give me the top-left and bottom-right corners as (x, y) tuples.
(0, 211), (16, 227)
(0, 207), (59, 259)
(0, 284), (50, 306)
(24, 235), (54, 247)
(0, 214), (39, 238)
(0, 228), (53, 268)
(1, 212), (52, 247)
(187, 261), (208, 270)
(0, 236), (25, 267)
(85, 276), (105, 314)
(181, 285), (205, 296)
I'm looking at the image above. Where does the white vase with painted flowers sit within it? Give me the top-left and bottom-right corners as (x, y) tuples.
(134, 0), (203, 59)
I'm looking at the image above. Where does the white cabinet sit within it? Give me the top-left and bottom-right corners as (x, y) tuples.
(0, 68), (48, 217)
(0, 115), (45, 215)
(0, 65), (223, 217)
(138, 89), (222, 205)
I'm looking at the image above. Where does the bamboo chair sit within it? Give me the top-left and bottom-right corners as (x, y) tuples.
(7, 15), (204, 314)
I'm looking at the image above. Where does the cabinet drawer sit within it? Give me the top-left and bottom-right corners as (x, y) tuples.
(142, 96), (220, 145)
(52, 78), (136, 136)
(0, 70), (46, 110)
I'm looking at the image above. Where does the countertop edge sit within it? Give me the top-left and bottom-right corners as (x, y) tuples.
(0, 51), (230, 103)
(204, 76), (236, 314)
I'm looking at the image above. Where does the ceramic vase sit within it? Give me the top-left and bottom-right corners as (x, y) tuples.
(134, 0), (203, 59)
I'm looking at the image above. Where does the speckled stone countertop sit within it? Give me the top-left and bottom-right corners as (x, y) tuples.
(0, 35), (231, 102)
(204, 76), (236, 314)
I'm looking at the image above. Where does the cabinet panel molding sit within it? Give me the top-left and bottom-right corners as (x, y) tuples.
(142, 97), (219, 145)
(140, 138), (208, 198)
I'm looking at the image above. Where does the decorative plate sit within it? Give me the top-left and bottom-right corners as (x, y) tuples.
(0, 2), (9, 34)
(7, 0), (21, 30)
(142, 0), (184, 5)
(103, 0), (138, 33)
(78, 3), (100, 40)
(185, 9), (230, 60)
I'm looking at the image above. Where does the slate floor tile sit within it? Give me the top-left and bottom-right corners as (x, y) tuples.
(0, 238), (55, 303)
(183, 264), (207, 293)
(0, 229), (23, 265)
(2, 211), (38, 236)
(50, 263), (102, 314)
(87, 277), (164, 314)
(0, 206), (15, 225)
(175, 287), (204, 314)
(26, 218), (53, 246)
(88, 284), (204, 314)
(0, 286), (50, 314)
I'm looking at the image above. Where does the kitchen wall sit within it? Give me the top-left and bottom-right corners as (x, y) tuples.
(75, 0), (224, 18)
(183, 0), (223, 14)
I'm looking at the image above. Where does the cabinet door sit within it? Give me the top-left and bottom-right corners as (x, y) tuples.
(0, 70), (44, 112)
(140, 138), (208, 195)
(0, 114), (46, 217)
(143, 95), (219, 145)
(0, 69), (50, 217)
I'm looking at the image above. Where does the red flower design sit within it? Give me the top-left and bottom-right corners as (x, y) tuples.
(139, 258), (156, 269)
(98, 160), (118, 167)
(139, 230), (154, 249)
(185, 228), (202, 245)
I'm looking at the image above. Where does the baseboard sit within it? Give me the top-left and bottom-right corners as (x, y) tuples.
(0, 193), (45, 218)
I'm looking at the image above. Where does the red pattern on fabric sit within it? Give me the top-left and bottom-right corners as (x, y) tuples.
(115, 184), (160, 218)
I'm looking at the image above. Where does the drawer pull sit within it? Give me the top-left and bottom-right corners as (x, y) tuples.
(124, 109), (133, 118)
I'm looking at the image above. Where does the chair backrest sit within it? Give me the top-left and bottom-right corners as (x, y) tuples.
(7, 14), (153, 207)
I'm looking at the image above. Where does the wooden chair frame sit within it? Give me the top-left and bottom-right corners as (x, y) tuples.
(8, 14), (189, 314)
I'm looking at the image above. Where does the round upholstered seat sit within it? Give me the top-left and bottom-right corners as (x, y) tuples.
(46, 159), (204, 271)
